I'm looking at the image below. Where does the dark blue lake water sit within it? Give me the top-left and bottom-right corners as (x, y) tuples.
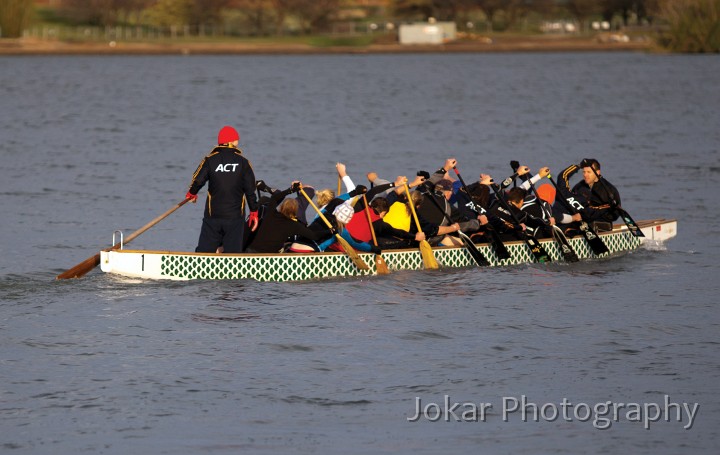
(1, 52), (718, 454)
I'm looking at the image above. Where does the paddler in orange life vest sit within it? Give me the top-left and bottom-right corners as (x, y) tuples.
(185, 126), (259, 253)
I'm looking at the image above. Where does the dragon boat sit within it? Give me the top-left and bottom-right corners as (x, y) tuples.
(98, 219), (676, 282)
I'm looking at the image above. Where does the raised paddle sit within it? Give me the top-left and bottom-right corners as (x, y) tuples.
(361, 194), (390, 274)
(403, 183), (439, 270)
(298, 187), (369, 271)
(418, 185), (489, 267)
(510, 162), (579, 263)
(582, 160), (644, 237)
(452, 166), (511, 260)
(56, 197), (191, 279)
(547, 174), (609, 255)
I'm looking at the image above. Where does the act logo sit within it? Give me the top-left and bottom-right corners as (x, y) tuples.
(566, 197), (584, 211)
(215, 163), (239, 172)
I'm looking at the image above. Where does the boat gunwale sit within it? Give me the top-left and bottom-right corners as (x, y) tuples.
(105, 218), (675, 257)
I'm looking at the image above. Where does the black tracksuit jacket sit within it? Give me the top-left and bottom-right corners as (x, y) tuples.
(188, 145), (258, 219)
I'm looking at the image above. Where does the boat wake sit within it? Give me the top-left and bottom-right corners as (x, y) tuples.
(641, 239), (668, 251)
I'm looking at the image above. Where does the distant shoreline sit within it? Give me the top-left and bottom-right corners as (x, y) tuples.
(0, 34), (654, 56)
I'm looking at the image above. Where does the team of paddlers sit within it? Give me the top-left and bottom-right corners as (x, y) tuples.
(185, 126), (623, 257)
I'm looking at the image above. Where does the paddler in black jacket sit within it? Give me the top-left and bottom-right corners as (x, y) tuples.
(186, 126), (259, 253)
(557, 158), (621, 229)
(489, 187), (546, 241)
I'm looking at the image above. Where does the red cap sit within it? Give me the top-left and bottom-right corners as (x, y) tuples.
(536, 183), (556, 205)
(217, 125), (239, 144)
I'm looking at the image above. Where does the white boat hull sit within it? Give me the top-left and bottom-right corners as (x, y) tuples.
(100, 219), (676, 282)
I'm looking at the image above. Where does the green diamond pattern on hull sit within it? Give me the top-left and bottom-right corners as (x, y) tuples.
(153, 230), (641, 282)
(162, 252), (376, 281)
(603, 231), (641, 252)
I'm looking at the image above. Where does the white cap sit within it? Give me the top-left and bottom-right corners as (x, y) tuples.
(332, 202), (354, 224)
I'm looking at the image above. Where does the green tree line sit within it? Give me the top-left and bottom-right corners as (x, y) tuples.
(656, 0), (719, 52)
(0, 0), (34, 37)
(1, 0), (718, 52)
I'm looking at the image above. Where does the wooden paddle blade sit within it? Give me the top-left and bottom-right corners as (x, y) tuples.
(419, 240), (439, 269)
(402, 184), (438, 270)
(336, 235), (369, 271)
(375, 255), (390, 275)
(56, 254), (101, 279)
(299, 188), (369, 271)
(56, 198), (191, 280)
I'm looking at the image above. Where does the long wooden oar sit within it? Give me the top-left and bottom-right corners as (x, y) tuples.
(299, 188), (369, 271)
(403, 184), (439, 270)
(584, 162), (644, 237)
(56, 198), (191, 279)
(547, 175), (609, 255)
(337, 175), (342, 196)
(362, 194), (390, 274)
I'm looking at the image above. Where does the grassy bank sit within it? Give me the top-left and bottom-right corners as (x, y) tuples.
(0, 31), (655, 55)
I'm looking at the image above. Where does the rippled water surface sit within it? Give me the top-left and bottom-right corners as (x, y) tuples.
(1, 53), (719, 454)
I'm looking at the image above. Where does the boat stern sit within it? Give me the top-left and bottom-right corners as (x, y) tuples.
(101, 249), (184, 280)
(640, 219), (677, 242)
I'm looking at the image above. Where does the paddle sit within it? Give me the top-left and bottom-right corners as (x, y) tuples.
(403, 183), (439, 270)
(502, 161), (530, 190)
(298, 187), (369, 271)
(418, 185), (489, 267)
(452, 166), (511, 260)
(56, 197), (191, 279)
(509, 160), (522, 189)
(582, 161), (644, 237)
(547, 175), (609, 255)
(361, 194), (390, 274)
(489, 182), (552, 263)
(509, 162), (579, 262)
